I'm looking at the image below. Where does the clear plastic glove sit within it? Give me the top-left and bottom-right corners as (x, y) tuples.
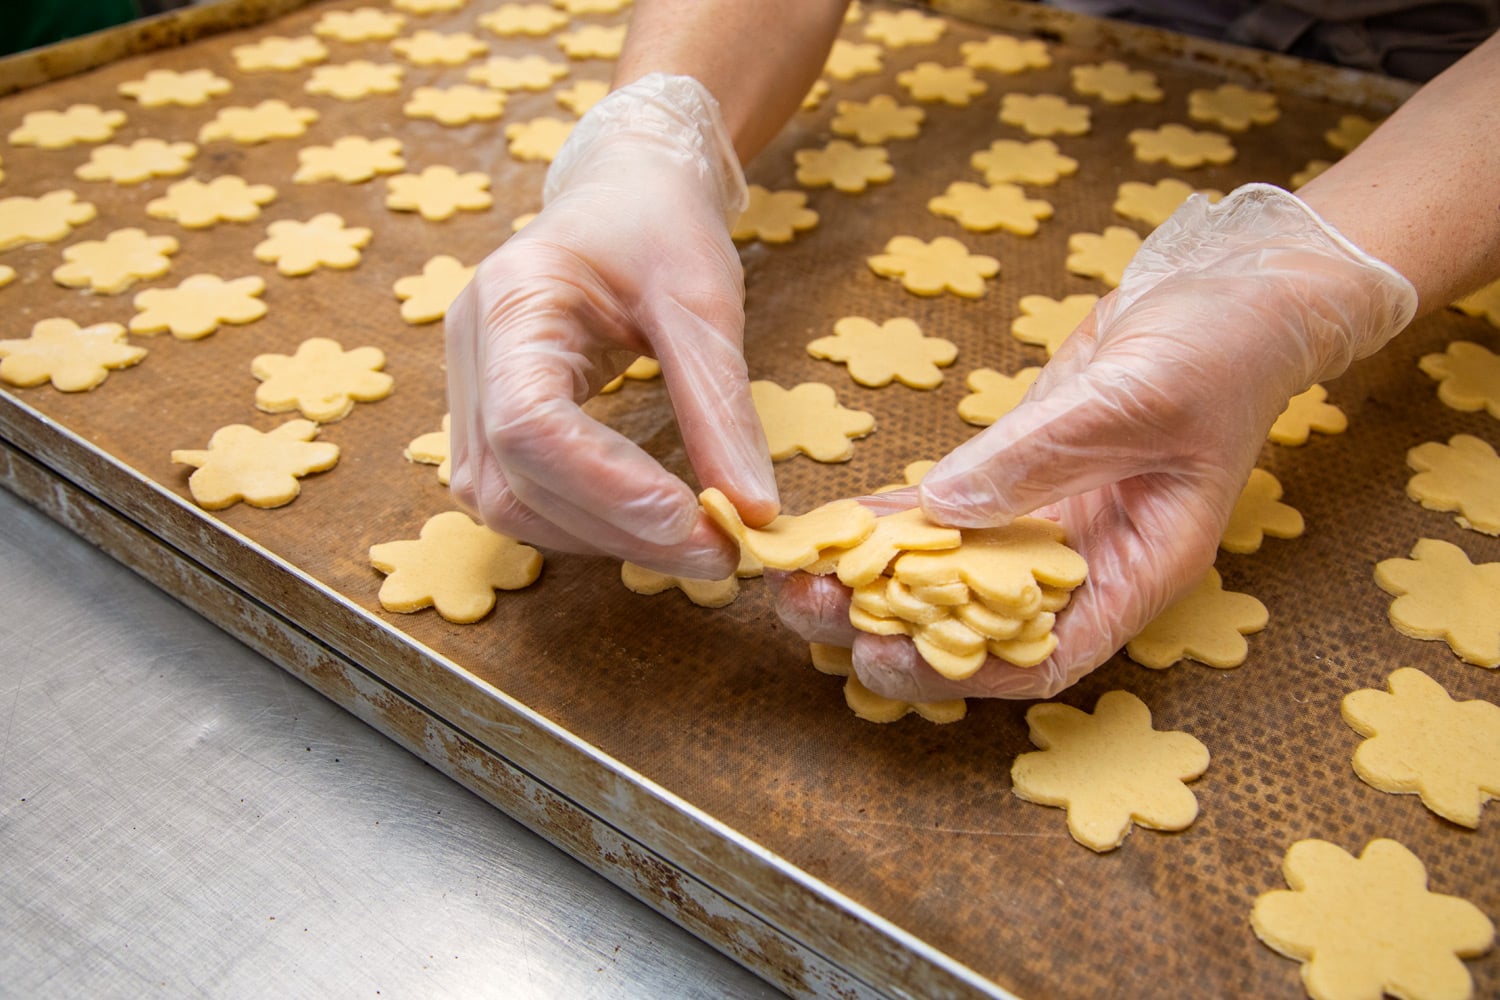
(446, 73), (778, 580)
(771, 184), (1416, 702)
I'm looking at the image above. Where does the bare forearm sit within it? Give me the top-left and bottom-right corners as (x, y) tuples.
(1298, 30), (1500, 314)
(615, 0), (848, 162)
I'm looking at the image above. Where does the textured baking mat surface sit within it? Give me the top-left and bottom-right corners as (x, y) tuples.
(2, 1), (1496, 996)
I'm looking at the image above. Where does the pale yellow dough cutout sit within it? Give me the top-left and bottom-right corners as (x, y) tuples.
(1000, 93), (1090, 137)
(1342, 667), (1500, 828)
(1222, 468), (1304, 553)
(1290, 159), (1333, 190)
(1406, 434), (1500, 535)
(1419, 341), (1500, 419)
(970, 138), (1077, 186)
(386, 166), (492, 221)
(959, 34), (1050, 74)
(199, 100), (319, 144)
(556, 80), (609, 116)
(929, 181), (1053, 235)
(404, 85), (506, 125)
(1188, 83), (1279, 131)
(1452, 277), (1500, 327)
(231, 35), (328, 72)
(146, 176), (277, 229)
(810, 643), (967, 725)
(506, 117), (576, 162)
(794, 140), (892, 194)
(701, 489), (876, 573)
(556, 24), (626, 60)
(0, 191), (97, 251)
(75, 139), (196, 185)
(252, 337), (393, 422)
(1011, 689), (1210, 852)
(552, 0), (629, 13)
(732, 186), (818, 244)
(1113, 179), (1222, 227)
(313, 7), (407, 41)
(477, 4), (569, 37)
(0, 266), (13, 289)
(1126, 567), (1268, 669)
(749, 381), (874, 462)
(394, 255), (476, 324)
(1251, 838), (1493, 1000)
(1128, 124), (1236, 168)
(823, 40), (883, 81)
(0, 318), (144, 392)
(295, 137), (405, 184)
(405, 414), (451, 485)
(172, 419), (339, 509)
(1325, 113), (1380, 152)
(868, 235), (999, 298)
(1066, 227), (1141, 288)
(467, 55), (570, 90)
(831, 95), (924, 144)
(958, 367), (1040, 426)
(864, 9), (945, 47)
(392, 0), (465, 13)
(9, 105), (126, 148)
(370, 511), (543, 623)
(807, 316), (957, 389)
(896, 62), (986, 105)
(391, 30), (488, 65)
(53, 228), (178, 294)
(1011, 293), (1095, 356)
(1070, 61), (1162, 104)
(118, 69), (231, 107)
(621, 562), (738, 609)
(254, 213), (371, 275)
(1269, 384), (1347, 445)
(1375, 538), (1500, 668)
(305, 61), (405, 100)
(131, 274), (267, 339)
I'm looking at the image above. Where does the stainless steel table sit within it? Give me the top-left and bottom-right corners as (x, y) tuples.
(0, 486), (784, 1000)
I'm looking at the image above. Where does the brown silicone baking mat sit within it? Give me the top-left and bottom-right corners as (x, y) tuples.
(2, 1), (1497, 996)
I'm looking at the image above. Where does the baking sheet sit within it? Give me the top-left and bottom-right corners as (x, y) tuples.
(1, 2), (1496, 997)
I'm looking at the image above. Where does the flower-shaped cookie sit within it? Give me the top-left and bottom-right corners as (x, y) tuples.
(823, 40), (883, 81)
(1188, 83), (1279, 131)
(810, 643), (966, 725)
(118, 69), (231, 106)
(505, 117), (575, 162)
(392, 0), (465, 12)
(394, 255), (476, 324)
(553, 0), (628, 12)
(834, 508), (962, 588)
(146, 176), (277, 229)
(295, 136), (405, 184)
(231, 35), (328, 72)
(599, 356), (660, 394)
(1452, 277), (1500, 327)
(171, 420), (339, 509)
(1065, 227), (1141, 288)
(958, 367), (1040, 426)
(391, 30), (488, 65)
(1269, 383), (1347, 445)
(959, 34), (1050, 73)
(732, 186), (818, 244)
(863, 9), (945, 47)
(1071, 61), (1161, 104)
(0, 318), (144, 392)
(556, 24), (626, 59)
(794, 140), (892, 194)
(868, 235), (999, 298)
(1407, 434), (1500, 535)
(313, 7), (406, 41)
(892, 518), (1086, 616)
(477, 4), (568, 36)
(873, 459), (936, 494)
(896, 62), (986, 105)
(9, 105), (126, 148)
(1113, 178), (1222, 227)
(53, 228), (178, 294)
(807, 316), (957, 389)
(252, 337), (393, 422)
(929, 181), (1053, 235)
(254, 213), (371, 276)
(1010, 293), (1095, 355)
(702, 490), (876, 572)
(305, 61), (405, 100)
(370, 511), (543, 623)
(1375, 538), (1500, 667)
(1291, 159), (1333, 189)
(621, 562), (739, 609)
(831, 95), (924, 144)
(467, 55), (570, 90)
(555, 79), (609, 115)
(1126, 567), (1268, 669)
(1251, 838), (1494, 1000)
(75, 139), (197, 184)
(1222, 468), (1304, 553)
(1343, 668), (1500, 827)
(1420, 341), (1500, 418)
(1128, 124), (1236, 168)
(749, 381), (875, 463)
(386, 166), (493, 220)
(1000, 93), (1090, 137)
(404, 84), (506, 125)
(131, 274), (267, 340)
(199, 100), (319, 144)
(1325, 114), (1379, 152)
(970, 138), (1077, 186)
(0, 190), (96, 251)
(1011, 690), (1210, 852)
(405, 413), (451, 484)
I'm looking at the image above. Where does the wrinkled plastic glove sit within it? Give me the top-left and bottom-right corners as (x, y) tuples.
(771, 183), (1417, 702)
(446, 73), (778, 580)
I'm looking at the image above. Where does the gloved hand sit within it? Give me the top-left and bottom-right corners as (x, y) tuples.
(446, 73), (778, 581)
(771, 183), (1417, 702)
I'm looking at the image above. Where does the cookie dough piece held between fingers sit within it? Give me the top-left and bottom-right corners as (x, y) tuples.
(701, 488), (875, 573)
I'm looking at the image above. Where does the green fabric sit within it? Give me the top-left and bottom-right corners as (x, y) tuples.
(1, 0), (143, 57)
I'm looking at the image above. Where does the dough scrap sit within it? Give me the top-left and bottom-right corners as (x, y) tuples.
(807, 316), (957, 389)
(1011, 690), (1209, 852)
(391, 30), (488, 65)
(1290, 159), (1332, 190)
(146, 176), (277, 228)
(386, 166), (492, 220)
(1325, 114), (1379, 152)
(0, 190), (97, 251)
(1113, 178), (1222, 227)
(732, 186), (818, 244)
(0, 318), (144, 392)
(1065, 227), (1141, 288)
(830, 94), (924, 144)
(1128, 124), (1235, 168)
(598, 356), (660, 393)
(1126, 567), (1268, 669)
(392, 0), (466, 12)
(1250, 838), (1494, 1000)
(295, 136), (405, 183)
(928, 181), (1052, 235)
(794, 140), (892, 193)
(9, 105), (127, 148)
(896, 62), (986, 106)
(1222, 468), (1304, 554)
(370, 511), (543, 623)
(1406, 434), (1500, 535)
(749, 381), (874, 462)
(823, 40), (883, 81)
(1070, 61), (1162, 104)
(1342, 667), (1500, 828)
(1452, 278), (1500, 328)
(53, 228), (178, 294)
(556, 24), (626, 59)
(75, 139), (196, 185)
(118, 69), (231, 107)
(1011, 293), (1095, 356)
(254, 213), (371, 275)
(231, 35), (328, 72)
(868, 235), (999, 298)
(252, 337), (393, 422)
(467, 55), (570, 90)
(477, 4), (569, 37)
(555, 79), (609, 115)
(958, 367), (1040, 426)
(505, 117), (575, 162)
(1375, 538), (1500, 668)
(305, 61), (405, 100)
(393, 254), (475, 324)
(621, 562), (738, 609)
(171, 419), (339, 509)
(863, 9), (946, 47)
(809, 643), (967, 724)
(959, 34), (1050, 74)
(199, 100), (319, 144)
(1269, 384), (1347, 445)
(970, 138), (1077, 186)
(1419, 341), (1500, 419)
(405, 413), (451, 484)
(130, 274), (267, 339)
(701, 488), (876, 572)
(313, 7), (406, 41)
(1000, 93), (1090, 137)
(1188, 83), (1279, 131)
